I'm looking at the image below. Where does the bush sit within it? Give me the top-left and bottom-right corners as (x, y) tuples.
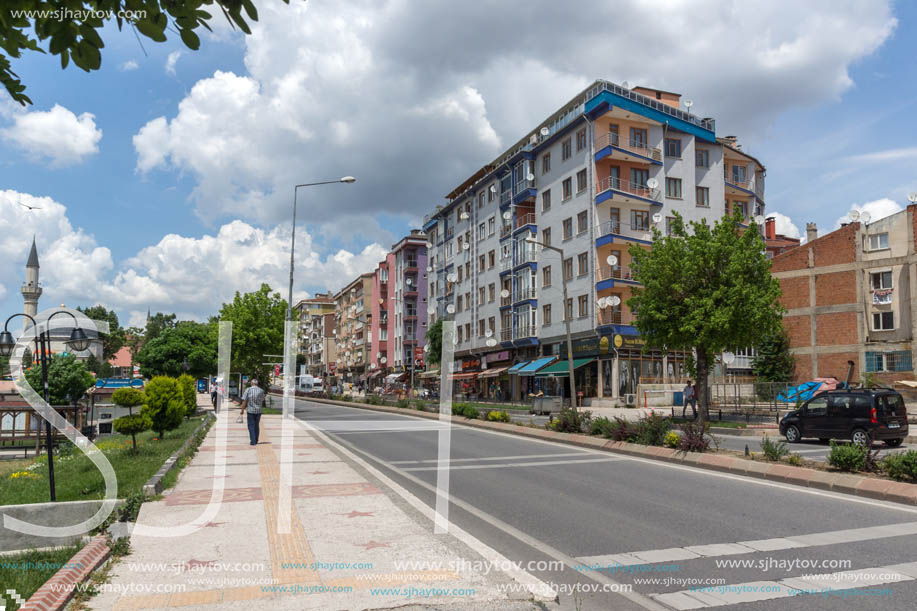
(414, 401), (426, 411)
(677, 421), (709, 452)
(463, 406), (480, 419)
(786, 453), (803, 466)
(140, 377), (184, 438)
(111, 388), (144, 413)
(365, 394), (385, 406)
(607, 417), (637, 441)
(827, 441), (866, 472)
(549, 408), (593, 433)
(882, 450), (917, 482)
(452, 402), (471, 416)
(589, 416), (615, 437)
(760, 435), (790, 462)
(664, 431), (680, 448)
(112, 414), (152, 452)
(177, 374), (197, 419)
(634, 413), (671, 446)
(487, 410), (511, 423)
(397, 398), (410, 409)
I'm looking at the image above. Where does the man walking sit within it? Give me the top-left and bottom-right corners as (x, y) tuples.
(240, 378), (265, 446)
(682, 380), (697, 419)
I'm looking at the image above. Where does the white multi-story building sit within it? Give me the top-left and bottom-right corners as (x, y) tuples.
(424, 80), (765, 405)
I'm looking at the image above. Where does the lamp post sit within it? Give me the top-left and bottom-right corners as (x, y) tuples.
(288, 177), (356, 322)
(0, 310), (93, 502)
(524, 235), (578, 409)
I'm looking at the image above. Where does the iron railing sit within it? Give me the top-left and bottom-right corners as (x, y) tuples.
(595, 175), (661, 201)
(593, 133), (662, 161)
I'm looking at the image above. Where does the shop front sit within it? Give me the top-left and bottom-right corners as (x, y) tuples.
(478, 350), (513, 400)
(534, 358), (596, 404)
(611, 333), (689, 400)
(545, 335), (614, 399)
(514, 357), (555, 400)
(453, 356), (482, 399)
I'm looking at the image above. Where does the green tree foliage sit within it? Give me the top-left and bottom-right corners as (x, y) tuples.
(136, 320), (216, 378)
(177, 374), (197, 418)
(425, 318), (443, 369)
(752, 327), (795, 382)
(85, 354), (114, 379)
(144, 312), (176, 343)
(76, 305), (124, 360)
(1, 0), (290, 105)
(111, 387), (147, 450)
(218, 284), (286, 383)
(140, 376), (184, 438)
(23, 354), (95, 405)
(627, 212), (783, 425)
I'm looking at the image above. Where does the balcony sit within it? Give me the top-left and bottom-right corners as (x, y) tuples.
(516, 324), (537, 339)
(596, 265), (636, 282)
(445, 227), (455, 240)
(500, 190), (512, 205)
(595, 176), (661, 204)
(594, 133), (662, 163)
(597, 309), (622, 326)
(595, 220), (655, 243)
(500, 223), (512, 239)
(514, 287), (537, 302)
(515, 213), (536, 230)
(501, 327), (513, 341)
(514, 178), (535, 194)
(500, 258), (514, 272)
(501, 293), (513, 307)
(586, 80), (715, 131)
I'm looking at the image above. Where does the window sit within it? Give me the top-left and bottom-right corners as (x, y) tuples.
(665, 177), (682, 199)
(457, 266), (463, 283)
(866, 351), (912, 372)
(871, 271), (893, 290)
(665, 138), (681, 158)
(563, 257), (573, 280)
(562, 218), (573, 240)
(543, 304), (552, 326)
(577, 252), (588, 275)
(873, 311), (894, 331)
(542, 153), (551, 175)
(734, 200), (748, 217)
(696, 149), (709, 168)
(630, 127), (647, 148)
(562, 138), (572, 160)
(479, 254), (485, 271)
(488, 185), (495, 202)
(488, 317), (496, 335)
(868, 233), (890, 250)
(488, 283), (495, 302)
(478, 222), (485, 240)
(805, 396), (828, 416)
(578, 294), (589, 317)
(577, 210), (588, 234)
(456, 236), (463, 253)
(576, 169), (587, 193)
(478, 192), (485, 208)
(630, 168), (648, 187)
(542, 189), (551, 211)
(543, 265), (552, 287)
(732, 165), (747, 184)
(576, 128), (587, 152)
(565, 297), (574, 321)
(542, 227), (551, 247)
(666, 216), (676, 236)
(696, 186), (710, 207)
(562, 177), (572, 200)
(457, 326), (463, 343)
(465, 262), (470, 278)
(464, 323), (471, 341)
(631, 210), (649, 231)
(479, 287), (485, 305)
(457, 295), (463, 313)
(466, 292), (471, 308)
(488, 216), (495, 236)
(488, 250), (495, 268)
(478, 319), (485, 337)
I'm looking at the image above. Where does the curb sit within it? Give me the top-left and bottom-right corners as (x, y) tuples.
(302, 397), (917, 506)
(142, 413), (214, 497)
(19, 535), (110, 611)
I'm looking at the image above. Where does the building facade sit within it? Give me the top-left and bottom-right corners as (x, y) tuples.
(294, 293), (336, 378)
(424, 80), (766, 405)
(772, 206), (917, 383)
(334, 273), (374, 383)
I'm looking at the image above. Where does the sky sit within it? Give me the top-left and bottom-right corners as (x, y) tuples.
(1, 0), (916, 330)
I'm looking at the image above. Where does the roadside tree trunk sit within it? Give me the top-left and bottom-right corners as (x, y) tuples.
(696, 347), (709, 427)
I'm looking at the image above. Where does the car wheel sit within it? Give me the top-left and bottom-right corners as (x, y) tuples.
(819, 438), (830, 444)
(785, 425), (800, 443)
(851, 428), (869, 447)
(885, 438), (904, 447)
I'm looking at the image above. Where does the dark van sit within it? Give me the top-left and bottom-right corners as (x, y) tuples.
(779, 389), (908, 446)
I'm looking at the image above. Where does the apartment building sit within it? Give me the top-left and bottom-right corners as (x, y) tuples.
(334, 273), (374, 383)
(764, 216), (801, 259)
(424, 79), (765, 405)
(295, 293), (336, 377)
(772, 206), (917, 383)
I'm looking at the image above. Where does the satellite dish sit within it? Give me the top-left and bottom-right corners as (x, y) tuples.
(540, 127), (550, 137)
(502, 211), (511, 220)
(722, 351), (736, 365)
(486, 338), (497, 347)
(485, 329), (493, 338)
(597, 297), (608, 308)
(526, 172), (535, 182)
(380, 356), (387, 364)
(909, 193), (917, 203)
(447, 272), (457, 282)
(848, 209), (860, 221)
(406, 277), (414, 285)
(529, 134), (537, 145)
(861, 211), (871, 224)
(652, 212), (663, 223)
(426, 265), (432, 272)
(621, 81), (630, 89)
(609, 296), (621, 306)
(606, 254), (618, 266)
(490, 184), (497, 193)
(754, 215), (765, 225)
(446, 304), (455, 314)
(460, 212), (469, 220)
(646, 178), (659, 189)
(684, 99), (694, 109)
(500, 289), (510, 298)
(462, 242), (470, 250)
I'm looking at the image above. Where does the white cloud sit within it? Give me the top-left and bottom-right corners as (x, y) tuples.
(1, 104), (102, 166)
(165, 51), (182, 75)
(833, 197), (903, 229)
(844, 147), (917, 164)
(119, 60), (139, 71)
(766, 212), (802, 239)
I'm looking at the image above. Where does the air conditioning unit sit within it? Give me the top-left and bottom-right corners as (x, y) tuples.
(624, 393), (637, 406)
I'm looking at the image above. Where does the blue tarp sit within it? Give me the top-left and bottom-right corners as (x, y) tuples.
(776, 381), (825, 403)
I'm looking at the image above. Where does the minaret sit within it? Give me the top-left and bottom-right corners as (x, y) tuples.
(22, 237), (42, 328)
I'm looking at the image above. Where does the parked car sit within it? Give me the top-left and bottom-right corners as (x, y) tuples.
(779, 389), (909, 446)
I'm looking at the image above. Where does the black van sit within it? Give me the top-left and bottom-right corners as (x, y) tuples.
(779, 389), (909, 446)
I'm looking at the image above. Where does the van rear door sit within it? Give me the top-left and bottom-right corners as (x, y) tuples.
(880, 394), (908, 434)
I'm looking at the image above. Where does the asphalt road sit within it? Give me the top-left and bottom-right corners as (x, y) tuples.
(711, 432), (917, 464)
(291, 398), (917, 610)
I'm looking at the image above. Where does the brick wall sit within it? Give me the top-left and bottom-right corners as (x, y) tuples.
(815, 312), (858, 346)
(794, 354), (813, 381)
(778, 276), (809, 310)
(813, 223), (858, 267)
(783, 315), (811, 349)
(771, 241), (809, 273)
(815, 271), (857, 307)
(818, 352), (859, 382)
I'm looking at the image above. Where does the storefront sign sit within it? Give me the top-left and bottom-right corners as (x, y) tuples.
(614, 334), (645, 349)
(461, 357), (481, 370)
(568, 336), (615, 357)
(487, 350), (511, 363)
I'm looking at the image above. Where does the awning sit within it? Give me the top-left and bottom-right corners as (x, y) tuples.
(534, 358), (595, 377)
(385, 373), (406, 383)
(478, 366), (510, 378)
(508, 361), (530, 373)
(367, 370), (384, 379)
(517, 357), (556, 375)
(452, 372), (479, 380)
(418, 369), (440, 379)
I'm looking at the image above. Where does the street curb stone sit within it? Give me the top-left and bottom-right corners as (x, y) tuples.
(301, 397), (917, 505)
(142, 413), (214, 497)
(19, 535), (110, 611)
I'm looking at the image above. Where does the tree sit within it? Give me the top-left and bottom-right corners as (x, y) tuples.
(76, 305), (124, 360)
(177, 374), (197, 419)
(111, 387), (147, 451)
(627, 211), (783, 425)
(1, 0), (290, 106)
(425, 318), (443, 369)
(140, 376), (184, 438)
(85, 354), (114, 379)
(752, 328), (795, 383)
(145, 313), (177, 343)
(136, 320), (217, 378)
(218, 284), (286, 384)
(23, 354), (96, 405)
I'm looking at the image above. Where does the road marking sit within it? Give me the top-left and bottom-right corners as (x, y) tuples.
(402, 456), (622, 472)
(651, 562), (917, 609)
(578, 522), (917, 568)
(390, 451), (591, 465)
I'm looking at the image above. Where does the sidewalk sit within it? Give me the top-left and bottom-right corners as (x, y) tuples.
(89, 409), (546, 610)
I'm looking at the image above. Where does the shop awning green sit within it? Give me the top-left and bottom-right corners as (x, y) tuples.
(534, 358), (595, 377)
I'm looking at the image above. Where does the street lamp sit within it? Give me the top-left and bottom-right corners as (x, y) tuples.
(524, 234), (578, 409)
(288, 176), (356, 321)
(0, 310), (93, 501)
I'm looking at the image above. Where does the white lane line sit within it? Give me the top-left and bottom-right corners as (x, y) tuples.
(578, 521), (917, 568)
(401, 457), (622, 472)
(652, 563), (917, 609)
(390, 451), (591, 465)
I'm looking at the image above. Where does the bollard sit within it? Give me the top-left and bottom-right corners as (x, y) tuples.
(745, 444), (750, 457)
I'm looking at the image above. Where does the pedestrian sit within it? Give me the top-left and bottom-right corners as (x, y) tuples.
(682, 380), (697, 419)
(240, 378), (265, 446)
(210, 381), (218, 410)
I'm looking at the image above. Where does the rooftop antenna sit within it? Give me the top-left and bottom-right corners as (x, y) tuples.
(848, 209), (860, 222)
(908, 192), (917, 203)
(860, 211), (871, 224)
(540, 127), (550, 137)
(684, 99), (694, 110)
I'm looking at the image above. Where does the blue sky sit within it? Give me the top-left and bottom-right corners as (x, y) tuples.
(0, 0), (914, 329)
